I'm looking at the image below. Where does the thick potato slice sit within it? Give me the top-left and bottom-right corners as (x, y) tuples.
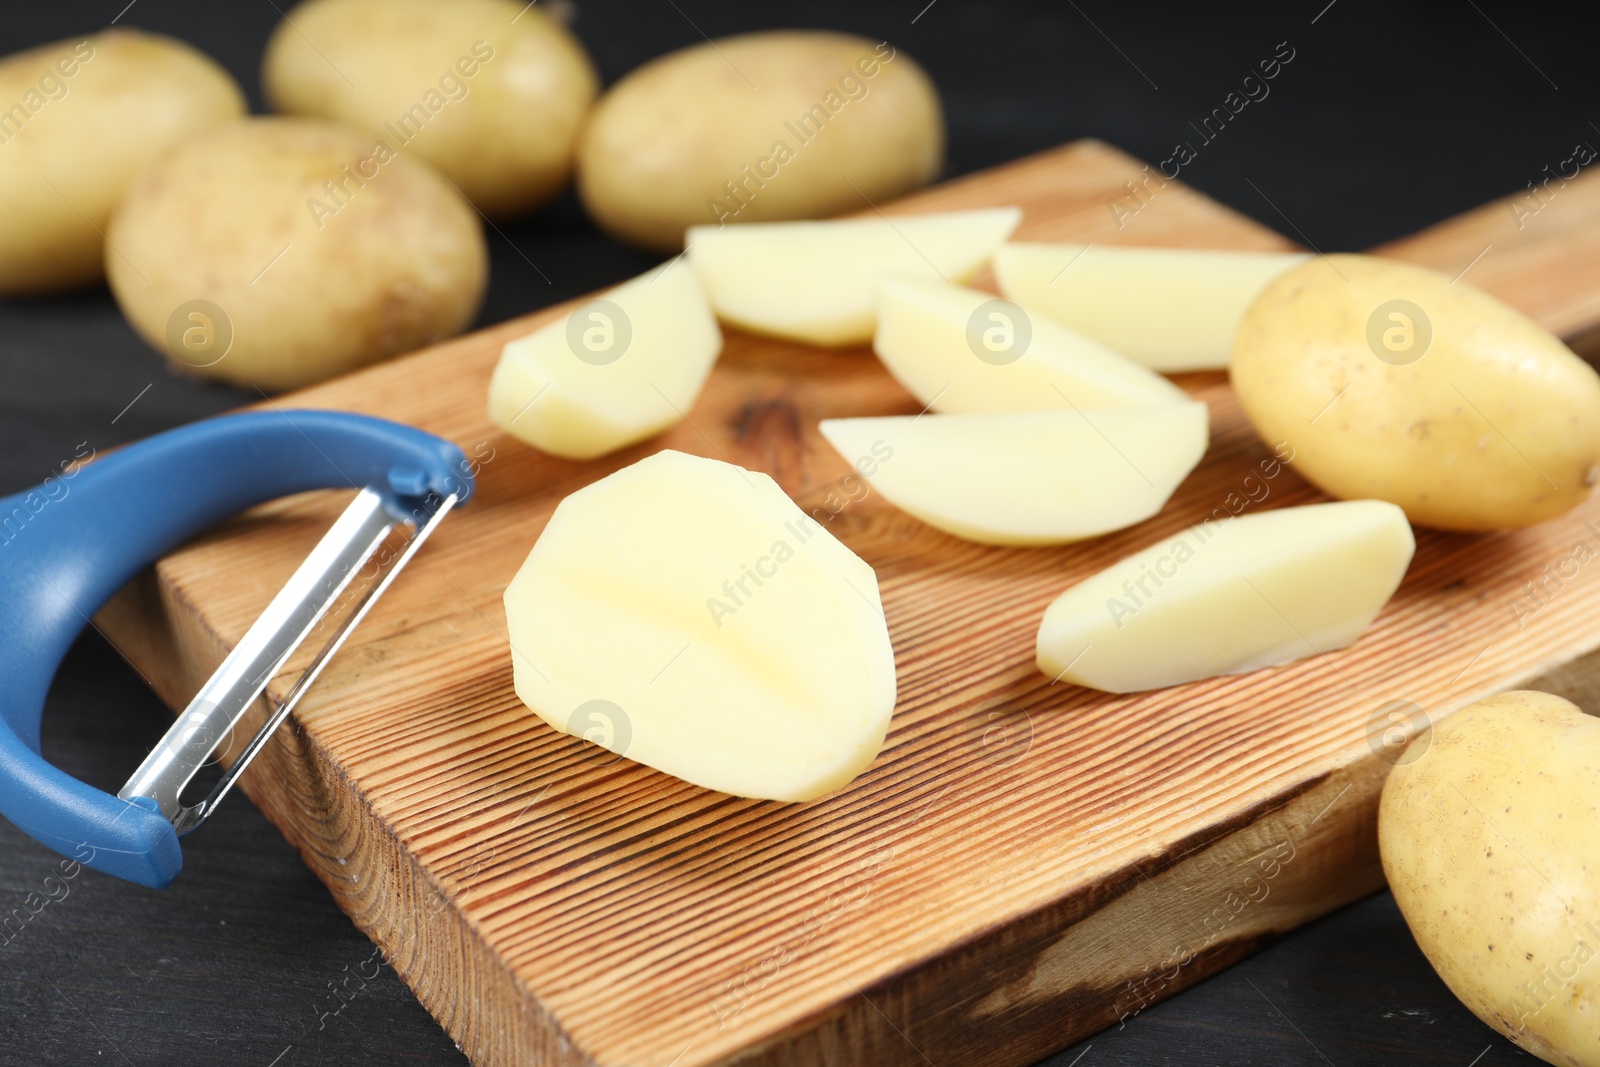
(487, 262), (722, 460)
(262, 0), (598, 218)
(1036, 500), (1414, 692)
(0, 30), (245, 294)
(873, 278), (1188, 413)
(1380, 691), (1600, 1067)
(577, 31), (944, 251)
(503, 449), (898, 801)
(106, 118), (485, 392)
(686, 209), (1020, 347)
(818, 403), (1208, 545)
(994, 243), (1306, 371)
(1232, 253), (1600, 530)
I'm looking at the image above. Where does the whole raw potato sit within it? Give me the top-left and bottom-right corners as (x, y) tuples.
(262, 0), (597, 218)
(1232, 254), (1600, 530)
(106, 118), (487, 392)
(1380, 691), (1600, 1066)
(577, 31), (944, 251)
(0, 29), (245, 294)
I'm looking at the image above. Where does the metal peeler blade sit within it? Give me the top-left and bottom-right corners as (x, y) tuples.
(119, 488), (459, 836)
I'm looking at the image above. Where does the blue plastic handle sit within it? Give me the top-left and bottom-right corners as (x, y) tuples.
(0, 410), (473, 888)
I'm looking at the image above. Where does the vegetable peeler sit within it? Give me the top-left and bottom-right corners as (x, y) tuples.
(0, 410), (473, 889)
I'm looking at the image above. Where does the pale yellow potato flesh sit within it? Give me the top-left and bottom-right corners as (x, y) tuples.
(503, 449), (897, 802)
(686, 209), (1020, 347)
(1380, 691), (1600, 1067)
(1233, 253), (1600, 530)
(1036, 499), (1414, 693)
(262, 0), (598, 218)
(994, 243), (1307, 371)
(818, 403), (1208, 545)
(873, 277), (1189, 413)
(487, 262), (722, 460)
(0, 29), (245, 294)
(577, 31), (944, 251)
(106, 118), (486, 392)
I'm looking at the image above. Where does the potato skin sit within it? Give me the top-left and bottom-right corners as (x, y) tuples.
(577, 31), (944, 252)
(1380, 690), (1600, 1066)
(106, 118), (487, 392)
(1232, 254), (1600, 530)
(0, 29), (245, 294)
(262, 0), (597, 219)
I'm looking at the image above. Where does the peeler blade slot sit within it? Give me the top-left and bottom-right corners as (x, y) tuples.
(116, 488), (455, 833)
(166, 490), (458, 837)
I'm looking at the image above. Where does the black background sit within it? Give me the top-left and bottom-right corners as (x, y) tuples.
(0, 1), (1585, 1064)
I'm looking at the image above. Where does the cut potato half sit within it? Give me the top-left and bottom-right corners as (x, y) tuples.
(686, 208), (1021, 347)
(503, 449), (897, 801)
(1036, 500), (1414, 693)
(994, 244), (1307, 371)
(818, 403), (1209, 545)
(873, 278), (1188, 413)
(488, 262), (722, 460)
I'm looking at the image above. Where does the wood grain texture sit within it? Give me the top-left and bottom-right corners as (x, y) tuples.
(95, 139), (1600, 1067)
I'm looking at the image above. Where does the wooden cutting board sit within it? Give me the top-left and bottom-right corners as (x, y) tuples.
(97, 139), (1600, 1067)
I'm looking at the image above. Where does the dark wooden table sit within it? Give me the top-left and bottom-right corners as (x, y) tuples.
(1, 1), (1587, 1063)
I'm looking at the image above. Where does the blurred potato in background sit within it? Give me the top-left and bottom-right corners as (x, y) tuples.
(0, 29), (245, 294)
(107, 118), (487, 392)
(262, 0), (598, 219)
(577, 30), (945, 251)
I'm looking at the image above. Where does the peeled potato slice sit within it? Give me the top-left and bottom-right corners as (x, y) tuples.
(873, 278), (1188, 413)
(686, 208), (1020, 347)
(1036, 500), (1414, 693)
(488, 262), (722, 460)
(994, 244), (1307, 372)
(818, 403), (1209, 545)
(503, 449), (897, 801)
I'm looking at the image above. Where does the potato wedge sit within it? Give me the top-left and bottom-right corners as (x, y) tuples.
(687, 209), (1019, 346)
(873, 277), (1188, 413)
(488, 262), (722, 460)
(994, 243), (1306, 371)
(818, 403), (1208, 545)
(1036, 500), (1414, 692)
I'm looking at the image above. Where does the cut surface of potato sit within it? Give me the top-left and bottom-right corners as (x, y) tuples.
(873, 278), (1188, 413)
(488, 262), (722, 459)
(1036, 500), (1414, 693)
(994, 243), (1306, 371)
(687, 209), (1020, 346)
(503, 449), (897, 801)
(818, 403), (1208, 545)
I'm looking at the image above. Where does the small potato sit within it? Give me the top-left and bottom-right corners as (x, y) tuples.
(577, 31), (944, 251)
(262, 0), (597, 218)
(1232, 254), (1600, 530)
(0, 29), (245, 294)
(1380, 690), (1600, 1066)
(107, 118), (487, 392)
